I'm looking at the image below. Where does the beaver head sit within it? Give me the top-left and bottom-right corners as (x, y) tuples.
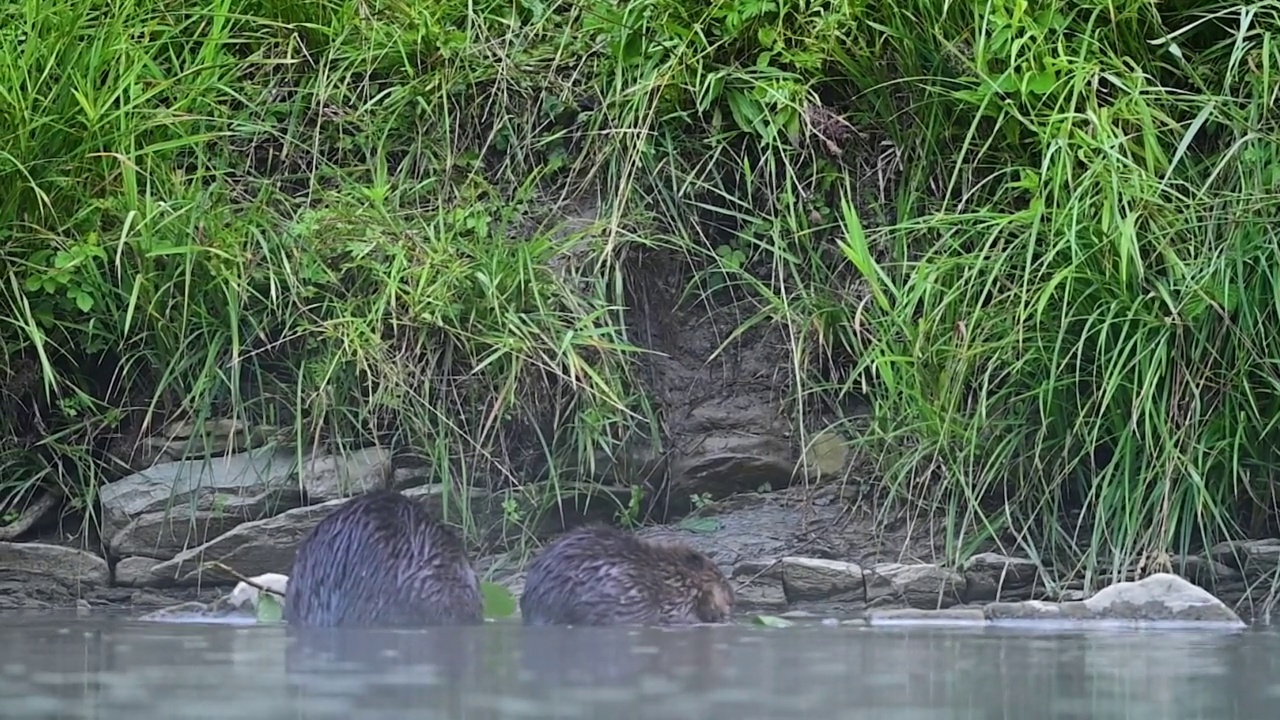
(649, 540), (736, 623)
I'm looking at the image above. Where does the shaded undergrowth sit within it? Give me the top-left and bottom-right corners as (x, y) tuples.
(2, 0), (1279, 586)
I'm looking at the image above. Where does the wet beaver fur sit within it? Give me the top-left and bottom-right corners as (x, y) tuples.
(285, 490), (484, 628)
(519, 524), (736, 626)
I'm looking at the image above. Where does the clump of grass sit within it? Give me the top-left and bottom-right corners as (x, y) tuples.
(2, 0), (1279, 592)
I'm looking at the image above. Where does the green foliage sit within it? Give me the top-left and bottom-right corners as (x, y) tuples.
(255, 594), (284, 624)
(480, 581), (518, 620)
(0, 0), (1278, 590)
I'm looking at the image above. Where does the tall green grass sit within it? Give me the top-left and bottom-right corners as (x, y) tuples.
(2, 0), (1278, 584)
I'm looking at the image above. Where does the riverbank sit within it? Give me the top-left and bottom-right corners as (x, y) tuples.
(3, 0), (1280, 617)
(1, 471), (1274, 626)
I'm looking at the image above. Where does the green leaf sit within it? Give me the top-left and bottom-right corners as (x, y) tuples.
(751, 614), (795, 628)
(678, 517), (722, 533)
(480, 581), (516, 619)
(256, 593), (284, 624)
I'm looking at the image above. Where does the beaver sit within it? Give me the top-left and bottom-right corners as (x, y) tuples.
(285, 489), (484, 628)
(519, 524), (735, 626)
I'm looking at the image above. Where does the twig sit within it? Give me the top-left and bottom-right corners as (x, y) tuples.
(202, 561), (286, 598)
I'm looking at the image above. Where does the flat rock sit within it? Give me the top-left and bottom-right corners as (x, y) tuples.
(633, 491), (846, 571)
(865, 563), (965, 609)
(867, 607), (988, 626)
(139, 485), (483, 588)
(984, 599), (1096, 621)
(114, 556), (165, 587)
(300, 446), (394, 502)
(109, 510), (263, 561)
(98, 447), (305, 538)
(732, 582), (789, 612)
(781, 557), (865, 603)
(0, 542), (109, 585)
(961, 553), (1041, 602)
(1173, 554), (1240, 590)
(140, 498), (347, 587)
(668, 433), (801, 500)
(1209, 539), (1280, 577)
(800, 430), (852, 480)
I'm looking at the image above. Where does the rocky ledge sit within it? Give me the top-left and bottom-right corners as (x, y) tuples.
(0, 422), (1276, 627)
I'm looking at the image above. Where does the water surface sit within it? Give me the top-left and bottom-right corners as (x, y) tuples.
(0, 611), (1273, 719)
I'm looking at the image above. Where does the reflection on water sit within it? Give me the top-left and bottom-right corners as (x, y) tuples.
(0, 610), (1273, 719)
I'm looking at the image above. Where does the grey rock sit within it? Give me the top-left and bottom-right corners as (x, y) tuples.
(867, 607), (988, 626)
(781, 557), (865, 603)
(142, 418), (285, 463)
(669, 433), (800, 501)
(114, 556), (165, 587)
(98, 447), (305, 538)
(961, 553), (1041, 602)
(1174, 554), (1240, 590)
(1210, 539), (1280, 578)
(733, 581), (789, 612)
(1082, 572), (1245, 625)
(0, 542), (109, 585)
(800, 429), (852, 481)
(139, 497), (350, 587)
(300, 446), (394, 502)
(110, 510), (262, 560)
(138, 485), (486, 588)
(983, 573), (1245, 627)
(865, 563), (966, 609)
(634, 491), (847, 570)
(984, 599), (1095, 621)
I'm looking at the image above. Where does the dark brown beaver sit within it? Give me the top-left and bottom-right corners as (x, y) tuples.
(519, 524), (735, 626)
(285, 489), (484, 628)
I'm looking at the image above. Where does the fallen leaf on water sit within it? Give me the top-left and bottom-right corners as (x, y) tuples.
(751, 614), (796, 628)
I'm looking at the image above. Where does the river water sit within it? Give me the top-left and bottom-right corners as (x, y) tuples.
(0, 611), (1272, 719)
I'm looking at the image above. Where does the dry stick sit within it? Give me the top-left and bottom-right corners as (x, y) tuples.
(202, 561), (286, 599)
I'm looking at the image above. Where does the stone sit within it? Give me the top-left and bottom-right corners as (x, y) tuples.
(0, 542), (109, 585)
(1081, 572), (1245, 625)
(1174, 554), (1240, 590)
(984, 599), (1095, 621)
(800, 429), (851, 481)
(142, 418), (284, 463)
(732, 582), (789, 612)
(114, 556), (164, 587)
(1210, 539), (1280, 578)
(299, 446), (394, 502)
(633, 491), (848, 570)
(864, 563), (966, 609)
(109, 510), (260, 561)
(97, 447), (305, 539)
(137, 497), (349, 587)
(669, 434), (801, 501)
(982, 573), (1246, 626)
(867, 607), (988, 625)
(961, 552), (1041, 602)
(781, 557), (865, 603)
(136, 485), (486, 588)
